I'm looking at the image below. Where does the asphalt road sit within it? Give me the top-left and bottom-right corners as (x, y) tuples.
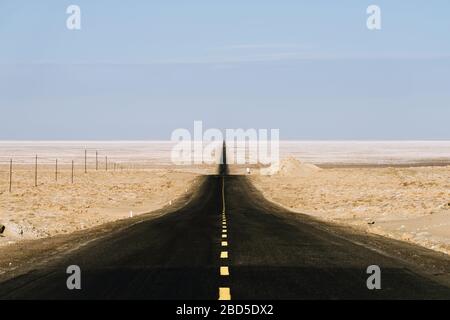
(1, 148), (450, 299)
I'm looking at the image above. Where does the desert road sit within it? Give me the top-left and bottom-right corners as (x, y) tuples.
(0, 148), (450, 300)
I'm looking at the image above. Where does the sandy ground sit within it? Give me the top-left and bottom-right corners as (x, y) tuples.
(250, 157), (450, 255)
(0, 165), (208, 246)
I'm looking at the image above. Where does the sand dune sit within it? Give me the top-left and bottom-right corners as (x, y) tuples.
(276, 157), (321, 177)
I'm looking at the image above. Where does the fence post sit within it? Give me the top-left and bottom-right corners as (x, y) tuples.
(35, 155), (38, 187)
(84, 149), (87, 174)
(106, 156), (108, 171)
(96, 151), (98, 170)
(72, 160), (74, 184)
(9, 158), (12, 193)
(55, 159), (58, 182)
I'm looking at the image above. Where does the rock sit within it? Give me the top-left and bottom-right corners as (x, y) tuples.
(0, 224), (5, 234)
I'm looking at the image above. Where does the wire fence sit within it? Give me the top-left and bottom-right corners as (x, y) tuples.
(0, 150), (137, 193)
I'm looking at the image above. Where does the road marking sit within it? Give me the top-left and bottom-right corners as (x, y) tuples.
(218, 175), (231, 300)
(219, 287), (231, 300)
(220, 266), (230, 276)
(222, 176), (226, 213)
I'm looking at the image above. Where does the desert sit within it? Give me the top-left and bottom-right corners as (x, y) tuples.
(0, 165), (202, 246)
(251, 155), (450, 255)
(1, 140), (450, 258)
(0, 141), (215, 247)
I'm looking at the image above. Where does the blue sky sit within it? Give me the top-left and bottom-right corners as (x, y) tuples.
(0, 0), (449, 139)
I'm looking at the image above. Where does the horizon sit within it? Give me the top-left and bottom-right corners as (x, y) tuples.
(1, 139), (450, 143)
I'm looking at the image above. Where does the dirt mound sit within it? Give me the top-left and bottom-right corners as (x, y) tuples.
(275, 157), (321, 177)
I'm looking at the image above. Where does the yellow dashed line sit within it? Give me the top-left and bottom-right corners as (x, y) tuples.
(218, 176), (231, 300)
(220, 266), (230, 276)
(221, 175), (226, 213)
(219, 287), (231, 300)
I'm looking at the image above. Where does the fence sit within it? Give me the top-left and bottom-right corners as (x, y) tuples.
(0, 150), (129, 193)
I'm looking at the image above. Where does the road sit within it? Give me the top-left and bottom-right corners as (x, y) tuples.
(1, 145), (450, 299)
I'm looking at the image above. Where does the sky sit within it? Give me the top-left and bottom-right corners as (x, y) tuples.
(0, 0), (449, 140)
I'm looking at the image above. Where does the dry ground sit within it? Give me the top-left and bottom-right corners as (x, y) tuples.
(250, 158), (450, 255)
(0, 164), (208, 246)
